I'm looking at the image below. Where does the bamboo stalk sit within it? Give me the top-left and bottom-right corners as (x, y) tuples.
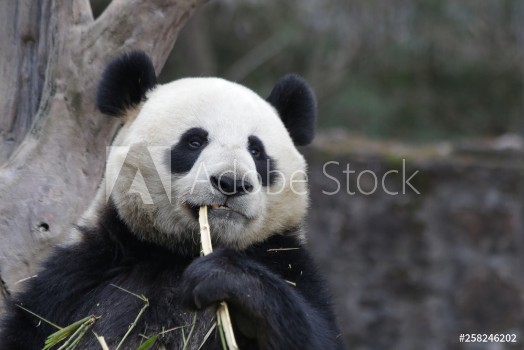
(198, 206), (239, 350)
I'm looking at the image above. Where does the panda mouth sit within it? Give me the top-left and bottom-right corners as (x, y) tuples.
(186, 203), (247, 220)
(209, 204), (229, 210)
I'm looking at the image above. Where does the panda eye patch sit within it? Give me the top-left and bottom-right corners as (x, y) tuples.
(248, 135), (278, 186)
(248, 136), (265, 160)
(248, 144), (261, 159)
(169, 127), (209, 174)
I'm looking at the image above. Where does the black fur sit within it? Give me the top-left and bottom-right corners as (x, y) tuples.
(248, 135), (278, 186)
(170, 127), (209, 174)
(0, 202), (342, 349)
(266, 74), (317, 146)
(96, 51), (157, 117)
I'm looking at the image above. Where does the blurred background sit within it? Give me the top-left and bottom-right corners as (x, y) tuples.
(164, 0), (524, 142)
(93, 1), (524, 349)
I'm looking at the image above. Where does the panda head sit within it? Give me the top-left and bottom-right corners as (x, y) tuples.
(96, 51), (316, 252)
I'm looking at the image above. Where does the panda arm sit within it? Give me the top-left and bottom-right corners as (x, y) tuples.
(180, 237), (343, 350)
(0, 236), (118, 349)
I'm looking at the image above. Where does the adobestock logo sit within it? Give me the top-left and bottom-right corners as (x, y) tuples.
(105, 145), (172, 205)
(322, 160), (421, 196)
(104, 146), (422, 205)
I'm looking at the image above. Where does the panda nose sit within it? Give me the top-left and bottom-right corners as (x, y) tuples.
(210, 175), (253, 196)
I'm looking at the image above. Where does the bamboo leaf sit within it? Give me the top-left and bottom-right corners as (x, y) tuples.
(136, 336), (158, 350)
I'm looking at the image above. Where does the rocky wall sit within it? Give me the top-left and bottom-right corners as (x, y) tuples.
(306, 135), (524, 350)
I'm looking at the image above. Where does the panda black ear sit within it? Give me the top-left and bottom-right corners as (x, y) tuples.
(266, 74), (317, 146)
(96, 51), (157, 117)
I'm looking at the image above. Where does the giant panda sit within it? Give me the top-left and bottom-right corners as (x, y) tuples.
(0, 51), (343, 350)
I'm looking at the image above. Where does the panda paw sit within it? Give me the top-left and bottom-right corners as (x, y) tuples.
(180, 248), (265, 315)
(180, 248), (338, 350)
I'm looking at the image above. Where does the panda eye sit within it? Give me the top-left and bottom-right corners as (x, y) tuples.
(249, 145), (262, 159)
(188, 137), (204, 150)
(248, 136), (267, 160)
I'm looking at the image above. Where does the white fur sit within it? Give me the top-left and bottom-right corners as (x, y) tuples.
(92, 78), (309, 250)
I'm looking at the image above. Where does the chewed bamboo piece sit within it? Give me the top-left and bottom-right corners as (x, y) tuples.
(198, 206), (239, 350)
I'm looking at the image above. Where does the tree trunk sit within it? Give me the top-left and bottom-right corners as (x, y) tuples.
(0, 0), (207, 312)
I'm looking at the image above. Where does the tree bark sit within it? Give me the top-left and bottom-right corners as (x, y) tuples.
(0, 0), (207, 312)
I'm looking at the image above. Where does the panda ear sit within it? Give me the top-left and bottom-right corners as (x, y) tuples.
(96, 51), (157, 117)
(266, 74), (317, 146)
